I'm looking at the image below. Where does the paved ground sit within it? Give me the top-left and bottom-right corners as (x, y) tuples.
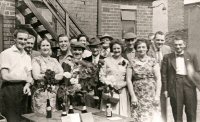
(167, 90), (200, 122)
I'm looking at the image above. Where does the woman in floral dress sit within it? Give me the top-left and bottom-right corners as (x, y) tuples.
(32, 39), (63, 114)
(99, 40), (130, 117)
(126, 39), (161, 122)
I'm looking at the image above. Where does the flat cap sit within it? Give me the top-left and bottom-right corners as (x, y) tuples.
(100, 33), (113, 40)
(123, 32), (137, 39)
(71, 42), (86, 49)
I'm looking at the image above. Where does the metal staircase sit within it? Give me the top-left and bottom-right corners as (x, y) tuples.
(16, 0), (85, 43)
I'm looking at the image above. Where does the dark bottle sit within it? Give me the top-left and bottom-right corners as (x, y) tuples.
(46, 99), (52, 118)
(61, 103), (67, 116)
(68, 105), (74, 114)
(81, 104), (87, 113)
(106, 103), (112, 117)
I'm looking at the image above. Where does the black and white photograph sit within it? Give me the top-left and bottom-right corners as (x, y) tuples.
(0, 0), (200, 122)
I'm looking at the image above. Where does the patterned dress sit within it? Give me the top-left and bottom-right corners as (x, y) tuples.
(128, 56), (158, 122)
(32, 56), (63, 114)
(99, 56), (130, 117)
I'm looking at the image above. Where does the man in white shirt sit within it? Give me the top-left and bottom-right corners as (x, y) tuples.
(147, 31), (171, 122)
(0, 29), (33, 122)
(161, 37), (200, 122)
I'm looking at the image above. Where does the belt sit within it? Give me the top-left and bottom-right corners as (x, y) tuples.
(176, 74), (187, 78)
(2, 80), (26, 86)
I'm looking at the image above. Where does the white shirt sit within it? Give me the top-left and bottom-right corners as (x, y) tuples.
(0, 45), (32, 82)
(92, 54), (100, 64)
(82, 49), (92, 58)
(176, 52), (187, 75)
(156, 50), (163, 65)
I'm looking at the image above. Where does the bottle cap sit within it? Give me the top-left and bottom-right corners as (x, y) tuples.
(82, 106), (86, 110)
(69, 105), (73, 109)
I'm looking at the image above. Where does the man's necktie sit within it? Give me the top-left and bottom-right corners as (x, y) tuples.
(157, 50), (162, 66)
(176, 54), (184, 57)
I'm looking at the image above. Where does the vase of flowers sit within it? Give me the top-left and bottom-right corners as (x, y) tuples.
(57, 60), (99, 108)
(32, 69), (59, 114)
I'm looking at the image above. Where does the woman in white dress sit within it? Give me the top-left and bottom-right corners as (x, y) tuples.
(99, 40), (130, 117)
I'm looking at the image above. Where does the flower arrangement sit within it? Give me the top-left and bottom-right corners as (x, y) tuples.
(57, 60), (100, 106)
(99, 59), (127, 104)
(36, 69), (58, 93)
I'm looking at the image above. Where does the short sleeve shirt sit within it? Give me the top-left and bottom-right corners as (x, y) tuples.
(0, 45), (32, 81)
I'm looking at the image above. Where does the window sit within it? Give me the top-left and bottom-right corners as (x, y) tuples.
(120, 5), (137, 37)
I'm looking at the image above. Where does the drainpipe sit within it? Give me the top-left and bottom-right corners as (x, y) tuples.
(97, 0), (102, 37)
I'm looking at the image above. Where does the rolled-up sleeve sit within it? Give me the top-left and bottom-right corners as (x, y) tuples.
(0, 51), (11, 70)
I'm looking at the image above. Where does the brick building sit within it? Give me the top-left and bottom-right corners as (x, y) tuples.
(0, 0), (185, 51)
(60, 0), (154, 39)
(0, 0), (15, 51)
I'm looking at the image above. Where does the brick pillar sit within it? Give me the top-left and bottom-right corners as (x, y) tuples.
(168, 0), (184, 32)
(0, 0), (16, 50)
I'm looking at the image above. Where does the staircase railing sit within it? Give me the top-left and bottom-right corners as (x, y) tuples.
(42, 0), (86, 37)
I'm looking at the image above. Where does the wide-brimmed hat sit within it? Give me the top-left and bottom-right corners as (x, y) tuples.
(88, 37), (103, 46)
(100, 33), (113, 40)
(71, 42), (86, 50)
(123, 32), (137, 40)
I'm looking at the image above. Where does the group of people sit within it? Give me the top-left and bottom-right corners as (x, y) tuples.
(0, 27), (199, 122)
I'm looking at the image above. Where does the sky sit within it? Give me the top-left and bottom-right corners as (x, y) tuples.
(184, 0), (200, 4)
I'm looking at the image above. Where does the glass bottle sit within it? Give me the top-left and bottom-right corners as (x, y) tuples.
(46, 99), (52, 118)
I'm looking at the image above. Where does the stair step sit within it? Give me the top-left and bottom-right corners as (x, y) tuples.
(17, 2), (28, 12)
(25, 12), (35, 19)
(20, 8), (32, 16)
(31, 20), (42, 28)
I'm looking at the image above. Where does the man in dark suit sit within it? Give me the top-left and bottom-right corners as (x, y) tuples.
(100, 34), (113, 57)
(84, 37), (105, 63)
(83, 37), (105, 108)
(161, 36), (200, 122)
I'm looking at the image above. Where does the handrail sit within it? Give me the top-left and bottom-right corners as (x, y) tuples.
(44, 0), (86, 35)
(51, 0), (86, 35)
(42, 0), (65, 28)
(23, 0), (58, 41)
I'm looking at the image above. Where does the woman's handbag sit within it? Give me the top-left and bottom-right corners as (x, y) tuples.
(102, 92), (119, 104)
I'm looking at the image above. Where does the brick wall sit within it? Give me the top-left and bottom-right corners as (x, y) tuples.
(59, 0), (97, 38)
(168, 0), (184, 32)
(101, 0), (153, 39)
(0, 0), (16, 50)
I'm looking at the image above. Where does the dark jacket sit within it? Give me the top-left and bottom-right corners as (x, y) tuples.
(161, 51), (200, 97)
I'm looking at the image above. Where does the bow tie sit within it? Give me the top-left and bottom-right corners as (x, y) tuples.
(176, 54), (184, 57)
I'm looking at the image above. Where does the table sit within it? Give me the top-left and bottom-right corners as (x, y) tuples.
(22, 107), (134, 122)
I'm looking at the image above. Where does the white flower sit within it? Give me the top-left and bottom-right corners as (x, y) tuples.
(75, 83), (81, 90)
(63, 72), (72, 78)
(70, 78), (79, 84)
(104, 75), (116, 87)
